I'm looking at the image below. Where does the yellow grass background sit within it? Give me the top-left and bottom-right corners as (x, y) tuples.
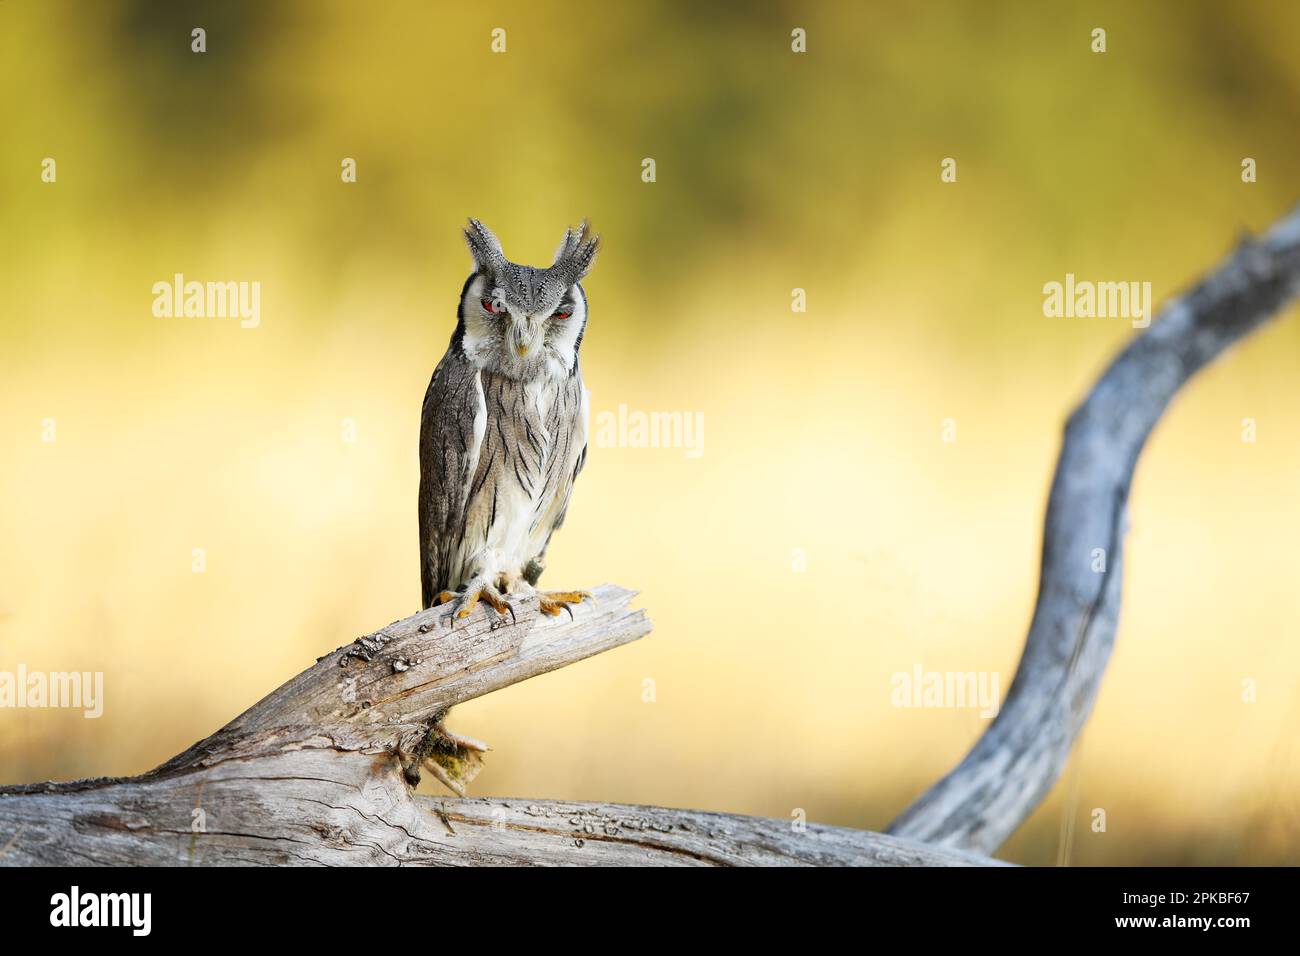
(2, 0), (1299, 864)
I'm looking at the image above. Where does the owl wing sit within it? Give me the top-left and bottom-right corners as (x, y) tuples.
(418, 345), (485, 608)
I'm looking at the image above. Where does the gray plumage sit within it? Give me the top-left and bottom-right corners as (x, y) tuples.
(419, 220), (598, 612)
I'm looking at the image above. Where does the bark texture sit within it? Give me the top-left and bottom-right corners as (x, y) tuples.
(0, 584), (993, 866)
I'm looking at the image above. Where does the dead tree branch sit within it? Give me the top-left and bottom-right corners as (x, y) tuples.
(888, 206), (1300, 854)
(0, 585), (993, 866)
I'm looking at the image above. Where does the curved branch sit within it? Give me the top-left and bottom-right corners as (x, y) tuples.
(888, 206), (1300, 853)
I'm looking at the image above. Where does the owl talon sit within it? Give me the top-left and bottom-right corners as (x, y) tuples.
(449, 583), (514, 622)
(537, 590), (592, 618)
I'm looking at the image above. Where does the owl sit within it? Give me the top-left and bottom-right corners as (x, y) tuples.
(419, 219), (598, 625)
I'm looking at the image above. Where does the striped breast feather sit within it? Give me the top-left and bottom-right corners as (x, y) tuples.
(528, 374), (588, 552)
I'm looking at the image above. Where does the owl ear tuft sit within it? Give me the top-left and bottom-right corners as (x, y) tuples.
(551, 220), (600, 285)
(464, 219), (506, 274)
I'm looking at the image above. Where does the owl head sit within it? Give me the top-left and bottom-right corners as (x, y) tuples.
(456, 219), (599, 380)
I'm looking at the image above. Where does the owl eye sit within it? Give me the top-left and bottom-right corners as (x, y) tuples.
(482, 297), (504, 314)
(551, 309), (572, 320)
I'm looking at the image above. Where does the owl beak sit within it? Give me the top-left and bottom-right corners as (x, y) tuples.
(511, 320), (539, 358)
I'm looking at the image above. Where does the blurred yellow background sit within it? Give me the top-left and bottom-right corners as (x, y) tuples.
(2, 0), (1299, 865)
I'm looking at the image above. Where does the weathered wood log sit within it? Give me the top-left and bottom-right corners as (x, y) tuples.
(888, 205), (1300, 854)
(0, 584), (995, 866)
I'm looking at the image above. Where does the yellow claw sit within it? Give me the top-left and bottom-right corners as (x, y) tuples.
(454, 586), (513, 620)
(537, 590), (593, 617)
(455, 589), (481, 618)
